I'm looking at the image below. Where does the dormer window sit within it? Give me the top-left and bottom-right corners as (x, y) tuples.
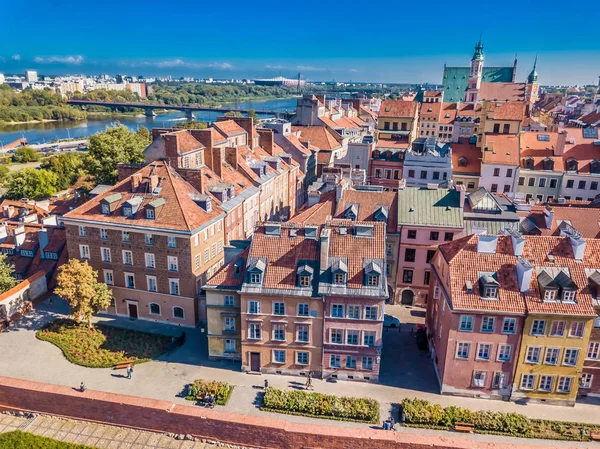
(478, 271), (499, 299)
(524, 157), (534, 170)
(247, 259), (266, 285)
(250, 273), (262, 284)
(458, 156), (467, 167)
(299, 276), (311, 287)
(566, 158), (578, 172)
(544, 290), (557, 301)
(101, 204), (110, 215)
(344, 205), (358, 221)
(334, 273), (346, 285)
(563, 290), (576, 303)
(146, 209), (155, 219)
(367, 274), (380, 286)
(542, 158), (554, 171)
(484, 286), (497, 298)
(590, 160), (600, 174)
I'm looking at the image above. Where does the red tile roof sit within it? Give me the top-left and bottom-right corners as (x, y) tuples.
(379, 100), (419, 118)
(517, 205), (600, 238)
(205, 247), (249, 289)
(487, 101), (527, 121)
(451, 140), (482, 175)
(520, 132), (565, 171)
(213, 120), (246, 137)
(163, 130), (204, 154)
(64, 161), (222, 232)
(479, 83), (526, 102)
(291, 126), (342, 151)
(562, 129), (600, 174)
(293, 191), (336, 224)
(419, 102), (442, 119)
(334, 190), (398, 234)
(482, 134), (520, 165)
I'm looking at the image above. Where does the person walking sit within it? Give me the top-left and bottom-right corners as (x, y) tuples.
(264, 379), (269, 389)
(126, 364), (133, 380)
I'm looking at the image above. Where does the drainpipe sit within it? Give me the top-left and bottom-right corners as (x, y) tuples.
(321, 294), (326, 379)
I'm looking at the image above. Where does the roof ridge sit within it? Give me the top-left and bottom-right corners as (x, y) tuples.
(164, 164), (194, 231)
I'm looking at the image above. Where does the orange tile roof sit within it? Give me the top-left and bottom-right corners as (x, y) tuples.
(419, 102), (442, 119)
(479, 83), (526, 102)
(210, 127), (228, 143)
(163, 130), (204, 154)
(451, 140), (482, 175)
(482, 134), (520, 165)
(64, 161), (223, 232)
(520, 132), (564, 171)
(286, 134), (311, 156)
(293, 190), (336, 224)
(439, 234), (599, 316)
(487, 101), (527, 121)
(376, 139), (410, 150)
(291, 126), (342, 151)
(562, 129), (600, 174)
(205, 247), (249, 289)
(334, 189), (398, 234)
(379, 100), (419, 118)
(213, 120), (246, 137)
(517, 205), (600, 239)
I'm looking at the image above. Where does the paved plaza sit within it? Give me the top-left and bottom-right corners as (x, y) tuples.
(1, 297), (600, 447)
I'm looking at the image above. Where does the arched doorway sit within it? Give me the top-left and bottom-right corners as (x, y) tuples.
(401, 289), (415, 306)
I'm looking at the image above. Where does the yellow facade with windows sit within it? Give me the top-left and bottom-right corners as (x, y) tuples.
(513, 315), (594, 405)
(206, 289), (242, 361)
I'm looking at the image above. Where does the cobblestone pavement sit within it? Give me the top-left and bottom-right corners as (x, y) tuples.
(0, 413), (221, 449)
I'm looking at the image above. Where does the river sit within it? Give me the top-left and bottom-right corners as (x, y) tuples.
(0, 97), (298, 145)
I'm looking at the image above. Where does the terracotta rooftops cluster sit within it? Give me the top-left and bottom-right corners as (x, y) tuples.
(438, 232), (599, 316)
(379, 99), (419, 118)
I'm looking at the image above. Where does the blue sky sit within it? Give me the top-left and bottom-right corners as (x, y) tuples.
(1, 0), (599, 85)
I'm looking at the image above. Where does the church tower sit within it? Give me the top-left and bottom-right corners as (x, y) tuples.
(464, 37), (484, 102)
(525, 56), (540, 109)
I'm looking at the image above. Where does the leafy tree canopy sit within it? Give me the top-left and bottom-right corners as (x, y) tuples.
(12, 146), (42, 163)
(0, 253), (17, 294)
(6, 168), (58, 200)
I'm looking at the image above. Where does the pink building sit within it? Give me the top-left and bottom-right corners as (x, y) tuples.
(369, 145), (405, 191)
(395, 185), (465, 306)
(426, 233), (527, 399)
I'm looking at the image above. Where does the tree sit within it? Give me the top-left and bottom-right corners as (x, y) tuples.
(0, 253), (17, 294)
(54, 259), (112, 328)
(247, 109), (260, 125)
(86, 124), (150, 185)
(136, 125), (150, 141)
(40, 152), (86, 190)
(13, 146), (42, 163)
(173, 120), (207, 130)
(224, 110), (242, 117)
(0, 165), (10, 183)
(6, 168), (58, 200)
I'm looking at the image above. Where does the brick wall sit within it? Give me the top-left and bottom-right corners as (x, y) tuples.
(0, 376), (558, 449)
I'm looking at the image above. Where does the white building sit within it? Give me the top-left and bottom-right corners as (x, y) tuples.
(25, 71), (38, 83)
(403, 137), (453, 187)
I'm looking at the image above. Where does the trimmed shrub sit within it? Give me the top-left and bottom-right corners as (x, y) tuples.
(262, 387), (379, 423)
(401, 398), (443, 425)
(439, 405), (474, 427)
(186, 379), (234, 406)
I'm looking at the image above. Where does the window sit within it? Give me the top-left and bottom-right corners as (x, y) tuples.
(581, 373), (594, 389)
(444, 232), (453, 242)
(539, 348), (558, 367)
(364, 306), (378, 320)
(296, 303), (309, 317)
(407, 230), (417, 239)
(467, 182), (475, 189)
(103, 270), (113, 286)
(363, 331), (376, 347)
(420, 170), (427, 179)
(493, 168), (500, 177)
(592, 181), (599, 190)
(484, 286), (497, 298)
(518, 177), (525, 186)
(168, 236), (176, 248)
(144, 233), (153, 245)
(563, 349), (579, 366)
(481, 316), (495, 333)
(79, 245), (90, 259)
(223, 316), (235, 332)
(403, 269), (413, 283)
(497, 345), (511, 362)
(588, 342), (600, 360)
(477, 343), (491, 360)
(146, 276), (157, 292)
(544, 290), (557, 301)
(149, 303), (161, 315)
(121, 231), (129, 242)
(503, 124), (510, 133)
(531, 320), (546, 336)
(296, 352), (309, 365)
(404, 248), (416, 262)
(125, 273), (135, 289)
(273, 350), (285, 364)
(459, 315), (473, 331)
(526, 346), (541, 364)
(146, 208), (155, 219)
(345, 355), (356, 369)
(503, 184), (511, 193)
(375, 169), (382, 179)
(273, 302), (285, 316)
(408, 170), (415, 178)
(299, 275), (311, 287)
(331, 304), (344, 318)
(272, 324), (285, 341)
(368, 275), (379, 287)
(432, 171), (440, 180)
(101, 204), (110, 214)
(429, 231), (439, 241)
(493, 372), (508, 389)
(472, 371), (487, 387)
(528, 177), (535, 187)
(249, 323), (261, 340)
(456, 342), (470, 359)
(550, 179), (557, 188)
(491, 183), (498, 193)
(557, 377), (573, 393)
(334, 273), (346, 284)
(578, 180), (586, 190)
(248, 301), (260, 314)
(97, 228), (107, 240)
(249, 273), (262, 284)
(596, 317), (600, 328)
(539, 178), (546, 188)
(347, 305), (360, 319)
(521, 374), (535, 390)
(195, 254), (201, 270)
(204, 249), (209, 263)
(362, 357), (373, 370)
(566, 179), (574, 188)
(144, 253), (155, 268)
(330, 329), (343, 344)
(506, 168), (513, 178)
(563, 291), (576, 303)
(330, 354), (341, 368)
(101, 247), (111, 263)
(550, 321), (565, 336)
(224, 295), (234, 307)
(169, 279), (180, 296)
(211, 244), (216, 258)
(539, 375), (554, 392)
(493, 124), (500, 133)
(122, 250), (133, 265)
(569, 322), (584, 337)
(426, 250), (436, 263)
(79, 226), (86, 237)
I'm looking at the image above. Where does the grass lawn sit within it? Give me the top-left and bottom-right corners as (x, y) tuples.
(36, 318), (173, 368)
(0, 431), (95, 449)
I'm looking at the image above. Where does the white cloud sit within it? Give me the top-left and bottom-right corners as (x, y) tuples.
(34, 55), (84, 64)
(265, 64), (286, 70)
(11, 54), (21, 61)
(349, 68), (358, 73)
(155, 59), (190, 68)
(297, 65), (327, 72)
(208, 62), (234, 70)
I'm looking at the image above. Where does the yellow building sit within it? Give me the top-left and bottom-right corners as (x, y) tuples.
(377, 99), (419, 146)
(512, 236), (598, 405)
(203, 250), (248, 361)
(479, 101), (525, 138)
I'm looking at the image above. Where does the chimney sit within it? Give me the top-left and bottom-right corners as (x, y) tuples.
(477, 234), (498, 254)
(555, 131), (567, 156)
(516, 257), (533, 292)
(228, 117), (254, 139)
(456, 184), (466, 208)
(0, 224), (7, 243)
(570, 235), (586, 260)
(257, 128), (275, 155)
(319, 228), (331, 274)
(225, 147), (239, 170)
(131, 173), (142, 192)
(163, 134), (179, 166)
(211, 147), (223, 178)
(543, 206), (554, 229)
(149, 174), (159, 192)
(14, 225), (25, 248)
(508, 229), (525, 256)
(38, 228), (49, 259)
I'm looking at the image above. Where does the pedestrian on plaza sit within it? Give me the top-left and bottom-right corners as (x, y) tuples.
(79, 382), (86, 392)
(264, 379), (269, 389)
(127, 364), (133, 380)
(48, 297), (53, 308)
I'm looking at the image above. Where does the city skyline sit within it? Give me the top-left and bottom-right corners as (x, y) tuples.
(2, 0), (599, 85)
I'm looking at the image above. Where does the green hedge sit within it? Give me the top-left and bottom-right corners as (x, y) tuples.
(401, 398), (599, 441)
(186, 379), (234, 406)
(262, 387), (379, 423)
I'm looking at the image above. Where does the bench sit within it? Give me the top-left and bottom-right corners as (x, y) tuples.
(454, 422), (475, 433)
(591, 430), (600, 441)
(113, 362), (133, 370)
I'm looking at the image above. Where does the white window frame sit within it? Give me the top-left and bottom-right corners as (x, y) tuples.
(502, 317), (516, 334)
(122, 250), (133, 265)
(557, 376), (573, 393)
(481, 316), (495, 333)
(521, 374), (535, 390)
(456, 342), (470, 359)
(497, 344), (511, 362)
(531, 319), (546, 336)
(477, 343), (491, 360)
(544, 347), (560, 365)
(249, 323), (261, 340)
(103, 269), (114, 286)
(146, 275), (157, 293)
(124, 273), (135, 289)
(168, 256), (178, 272)
(569, 321), (584, 338)
(101, 247), (111, 263)
(273, 350), (285, 364)
(549, 320), (565, 337)
(539, 375), (554, 392)
(145, 253), (155, 268)
(248, 300), (260, 314)
(169, 278), (180, 296)
(149, 303), (161, 316)
(587, 342), (600, 360)
(224, 295), (235, 307)
(79, 244), (90, 259)
(100, 228), (108, 240)
(563, 348), (579, 366)
(526, 346), (542, 364)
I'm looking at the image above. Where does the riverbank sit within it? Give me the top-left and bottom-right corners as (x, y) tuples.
(0, 119), (59, 125)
